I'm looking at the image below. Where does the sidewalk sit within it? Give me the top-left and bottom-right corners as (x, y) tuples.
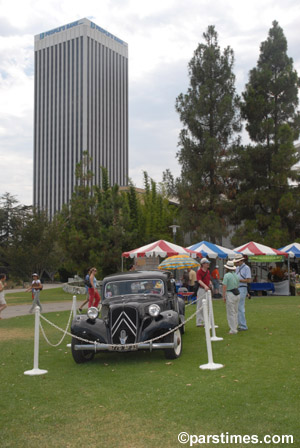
(5, 283), (63, 294)
(1, 283), (74, 319)
(2, 301), (73, 319)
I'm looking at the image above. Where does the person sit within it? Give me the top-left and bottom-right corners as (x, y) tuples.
(188, 267), (197, 293)
(129, 264), (136, 271)
(267, 266), (273, 282)
(26, 273), (43, 313)
(222, 260), (240, 334)
(211, 264), (220, 297)
(182, 270), (189, 289)
(0, 273), (8, 319)
(79, 269), (90, 313)
(196, 258), (213, 327)
(88, 267), (101, 308)
(169, 273), (176, 294)
(234, 254), (251, 331)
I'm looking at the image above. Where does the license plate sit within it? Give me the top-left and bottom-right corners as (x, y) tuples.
(109, 344), (138, 352)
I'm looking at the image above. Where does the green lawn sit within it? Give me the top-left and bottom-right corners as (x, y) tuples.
(0, 296), (299, 448)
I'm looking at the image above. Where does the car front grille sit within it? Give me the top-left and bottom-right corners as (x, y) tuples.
(110, 306), (138, 345)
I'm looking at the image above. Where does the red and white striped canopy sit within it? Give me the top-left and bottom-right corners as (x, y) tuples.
(234, 241), (288, 257)
(122, 239), (198, 259)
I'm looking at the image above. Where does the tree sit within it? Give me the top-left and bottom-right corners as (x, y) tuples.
(141, 172), (177, 243)
(5, 210), (62, 281)
(93, 168), (132, 276)
(57, 151), (180, 277)
(56, 153), (99, 275)
(174, 25), (241, 243)
(232, 21), (300, 245)
(0, 193), (30, 248)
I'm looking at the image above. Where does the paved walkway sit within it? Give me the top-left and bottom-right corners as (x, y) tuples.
(1, 283), (77, 319)
(2, 301), (74, 319)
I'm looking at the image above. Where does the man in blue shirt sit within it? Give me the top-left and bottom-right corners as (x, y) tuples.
(234, 254), (252, 331)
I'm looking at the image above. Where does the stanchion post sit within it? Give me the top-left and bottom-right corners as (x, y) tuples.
(72, 295), (77, 318)
(24, 306), (48, 376)
(200, 295), (224, 371)
(208, 289), (218, 329)
(207, 290), (223, 342)
(67, 296), (77, 348)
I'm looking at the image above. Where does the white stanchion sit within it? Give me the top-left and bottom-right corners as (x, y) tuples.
(66, 295), (77, 348)
(24, 306), (48, 376)
(208, 290), (218, 328)
(72, 295), (77, 318)
(200, 296), (224, 371)
(207, 290), (223, 342)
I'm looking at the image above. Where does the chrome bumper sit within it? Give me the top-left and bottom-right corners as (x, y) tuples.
(73, 341), (175, 352)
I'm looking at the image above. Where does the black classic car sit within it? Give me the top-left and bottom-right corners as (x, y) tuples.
(71, 270), (185, 363)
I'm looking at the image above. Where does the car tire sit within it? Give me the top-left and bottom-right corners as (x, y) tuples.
(179, 315), (185, 334)
(71, 337), (95, 364)
(164, 329), (182, 359)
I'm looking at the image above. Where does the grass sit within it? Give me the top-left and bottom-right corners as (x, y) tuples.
(0, 296), (299, 448)
(5, 287), (82, 306)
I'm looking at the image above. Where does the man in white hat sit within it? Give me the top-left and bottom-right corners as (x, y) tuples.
(196, 258), (212, 327)
(26, 273), (43, 313)
(234, 254), (251, 331)
(222, 260), (240, 334)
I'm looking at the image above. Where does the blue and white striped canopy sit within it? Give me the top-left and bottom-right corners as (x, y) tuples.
(188, 240), (237, 259)
(279, 243), (300, 258)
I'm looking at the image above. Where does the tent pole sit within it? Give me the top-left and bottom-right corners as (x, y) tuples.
(288, 256), (290, 295)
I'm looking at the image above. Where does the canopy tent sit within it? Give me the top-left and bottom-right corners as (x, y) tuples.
(187, 240), (237, 259)
(234, 241), (288, 259)
(234, 241), (289, 295)
(122, 240), (198, 259)
(278, 243), (300, 258)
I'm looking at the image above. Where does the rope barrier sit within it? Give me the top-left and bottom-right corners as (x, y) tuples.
(39, 308), (74, 347)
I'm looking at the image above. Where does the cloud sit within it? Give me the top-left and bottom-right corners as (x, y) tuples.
(0, 0), (300, 205)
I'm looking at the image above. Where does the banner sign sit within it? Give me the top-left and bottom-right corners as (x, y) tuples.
(248, 255), (285, 262)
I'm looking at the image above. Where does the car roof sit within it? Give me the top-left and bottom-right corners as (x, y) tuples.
(103, 270), (171, 283)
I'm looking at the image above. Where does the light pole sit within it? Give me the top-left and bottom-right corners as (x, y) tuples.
(169, 224), (180, 244)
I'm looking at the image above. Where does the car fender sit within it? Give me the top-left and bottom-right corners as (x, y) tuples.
(140, 309), (180, 341)
(71, 316), (108, 343)
(177, 296), (185, 316)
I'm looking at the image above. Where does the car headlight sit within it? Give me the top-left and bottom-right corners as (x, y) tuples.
(87, 307), (99, 320)
(148, 304), (161, 317)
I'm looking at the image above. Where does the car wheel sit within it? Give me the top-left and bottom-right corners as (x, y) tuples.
(71, 337), (95, 364)
(164, 329), (182, 359)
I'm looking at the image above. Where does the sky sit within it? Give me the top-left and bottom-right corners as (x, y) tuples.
(1, 0), (300, 206)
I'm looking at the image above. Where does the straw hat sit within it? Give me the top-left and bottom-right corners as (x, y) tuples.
(234, 254), (245, 263)
(224, 260), (236, 270)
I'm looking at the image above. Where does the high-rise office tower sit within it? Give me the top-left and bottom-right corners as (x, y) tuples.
(33, 18), (128, 218)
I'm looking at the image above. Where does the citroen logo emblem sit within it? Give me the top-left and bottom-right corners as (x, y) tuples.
(120, 329), (128, 345)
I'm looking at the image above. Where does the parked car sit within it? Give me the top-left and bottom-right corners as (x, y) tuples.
(71, 270), (185, 363)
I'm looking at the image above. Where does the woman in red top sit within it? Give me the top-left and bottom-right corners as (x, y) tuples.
(88, 267), (101, 308)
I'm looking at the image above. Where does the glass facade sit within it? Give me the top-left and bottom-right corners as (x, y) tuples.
(34, 19), (128, 218)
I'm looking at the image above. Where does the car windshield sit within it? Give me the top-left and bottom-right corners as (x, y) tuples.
(104, 279), (164, 298)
